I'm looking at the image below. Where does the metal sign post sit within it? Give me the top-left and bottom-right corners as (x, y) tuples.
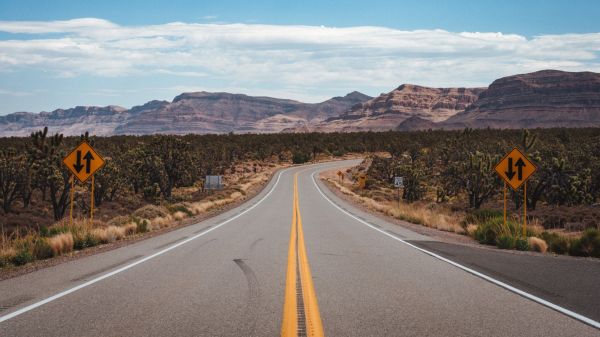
(494, 148), (536, 238)
(63, 141), (105, 224)
(69, 175), (75, 226)
(394, 176), (404, 209)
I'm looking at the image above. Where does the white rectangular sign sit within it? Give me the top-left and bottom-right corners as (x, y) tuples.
(394, 176), (404, 188)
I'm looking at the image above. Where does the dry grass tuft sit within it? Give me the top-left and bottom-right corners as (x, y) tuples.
(528, 237), (548, 253)
(47, 233), (74, 256)
(150, 215), (173, 229)
(173, 211), (187, 221)
(91, 226), (126, 244)
(122, 223), (138, 236)
(466, 224), (478, 237)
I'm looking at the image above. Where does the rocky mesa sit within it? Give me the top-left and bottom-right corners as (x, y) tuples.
(441, 70), (600, 129)
(0, 91), (371, 136)
(307, 85), (484, 132)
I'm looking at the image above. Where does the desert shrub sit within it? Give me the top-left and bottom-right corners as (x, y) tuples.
(33, 238), (53, 259)
(0, 247), (16, 268)
(46, 225), (70, 237)
(123, 223), (137, 236)
(332, 149), (345, 157)
(39, 226), (50, 237)
(91, 226), (126, 244)
(132, 205), (169, 219)
(496, 234), (516, 249)
(73, 232), (100, 250)
(473, 217), (519, 245)
(527, 237), (548, 253)
(569, 229), (600, 257)
(292, 152), (311, 164)
(167, 203), (193, 217)
(541, 232), (570, 254)
(136, 219), (150, 233)
(47, 233), (74, 256)
(11, 250), (33, 266)
(107, 215), (131, 227)
(515, 238), (529, 251)
(0, 255), (8, 268)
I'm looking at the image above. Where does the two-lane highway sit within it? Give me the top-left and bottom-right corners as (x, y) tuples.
(0, 161), (598, 336)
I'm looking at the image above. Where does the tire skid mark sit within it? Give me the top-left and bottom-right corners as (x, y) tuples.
(234, 258), (261, 337)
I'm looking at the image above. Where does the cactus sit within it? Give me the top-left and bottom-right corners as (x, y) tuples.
(27, 127), (71, 220)
(521, 129), (537, 153)
(462, 151), (499, 209)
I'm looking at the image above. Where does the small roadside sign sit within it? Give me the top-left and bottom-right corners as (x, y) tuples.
(394, 176), (404, 188)
(494, 148), (536, 190)
(205, 175), (223, 190)
(62, 141), (105, 183)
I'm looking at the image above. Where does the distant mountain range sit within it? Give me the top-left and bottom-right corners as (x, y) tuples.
(1, 70), (600, 136)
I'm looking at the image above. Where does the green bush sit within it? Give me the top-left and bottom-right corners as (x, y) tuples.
(496, 234), (516, 249)
(332, 149), (345, 157)
(11, 250), (33, 266)
(136, 219), (150, 233)
(515, 238), (529, 251)
(0, 255), (10, 268)
(39, 226), (50, 237)
(473, 217), (520, 246)
(292, 152), (311, 164)
(47, 225), (70, 237)
(568, 228), (600, 257)
(541, 232), (570, 254)
(33, 238), (53, 259)
(73, 232), (100, 250)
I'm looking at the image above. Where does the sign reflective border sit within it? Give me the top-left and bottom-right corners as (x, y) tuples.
(62, 141), (105, 183)
(494, 148), (536, 190)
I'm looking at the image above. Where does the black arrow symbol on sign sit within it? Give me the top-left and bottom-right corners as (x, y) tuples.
(73, 151), (84, 173)
(515, 158), (526, 180)
(505, 157), (516, 180)
(83, 151), (94, 174)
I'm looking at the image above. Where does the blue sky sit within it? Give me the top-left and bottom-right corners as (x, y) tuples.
(0, 0), (599, 115)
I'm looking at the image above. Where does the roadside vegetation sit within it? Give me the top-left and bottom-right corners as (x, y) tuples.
(2, 127), (600, 269)
(322, 128), (600, 258)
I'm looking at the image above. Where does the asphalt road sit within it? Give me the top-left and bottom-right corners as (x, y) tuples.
(0, 161), (599, 337)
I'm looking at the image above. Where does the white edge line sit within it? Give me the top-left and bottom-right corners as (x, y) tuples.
(311, 171), (600, 330)
(0, 169), (286, 324)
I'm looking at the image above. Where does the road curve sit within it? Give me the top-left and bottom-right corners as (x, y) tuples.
(0, 160), (598, 337)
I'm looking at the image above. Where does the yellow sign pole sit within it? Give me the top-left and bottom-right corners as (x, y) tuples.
(503, 181), (507, 228)
(90, 175), (95, 224)
(69, 175), (75, 226)
(523, 181), (527, 238)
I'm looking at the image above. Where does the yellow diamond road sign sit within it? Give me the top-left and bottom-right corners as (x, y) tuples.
(63, 141), (105, 183)
(494, 148), (536, 190)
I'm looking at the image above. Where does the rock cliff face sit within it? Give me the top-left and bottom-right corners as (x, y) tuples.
(0, 92), (371, 136)
(2, 69), (600, 136)
(441, 70), (600, 129)
(0, 106), (128, 137)
(309, 85), (484, 132)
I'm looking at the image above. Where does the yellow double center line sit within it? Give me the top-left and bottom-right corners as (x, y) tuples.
(281, 174), (325, 337)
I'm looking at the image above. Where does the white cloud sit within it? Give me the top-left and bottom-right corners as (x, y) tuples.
(0, 88), (31, 96)
(0, 18), (599, 101)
